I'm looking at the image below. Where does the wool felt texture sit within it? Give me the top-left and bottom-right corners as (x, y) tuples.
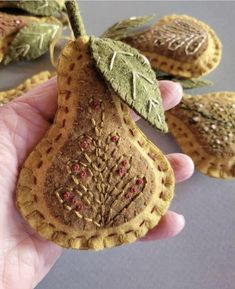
(16, 37), (175, 250)
(0, 12), (62, 64)
(90, 37), (168, 132)
(166, 92), (235, 179)
(0, 0), (65, 17)
(122, 14), (222, 78)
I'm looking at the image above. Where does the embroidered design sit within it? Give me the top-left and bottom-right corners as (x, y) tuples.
(90, 37), (168, 132)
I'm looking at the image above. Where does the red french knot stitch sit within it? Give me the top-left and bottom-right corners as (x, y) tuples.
(136, 178), (144, 185)
(63, 191), (71, 200)
(125, 186), (137, 199)
(130, 186), (137, 193)
(80, 139), (89, 150)
(111, 135), (119, 143)
(72, 163), (81, 173)
(89, 99), (100, 110)
(76, 202), (84, 212)
(125, 191), (133, 199)
(71, 197), (77, 206)
(121, 159), (128, 166)
(116, 167), (125, 177)
(79, 170), (88, 179)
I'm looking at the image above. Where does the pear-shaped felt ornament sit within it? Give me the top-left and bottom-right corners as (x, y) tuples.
(0, 12), (30, 62)
(16, 0), (174, 250)
(166, 92), (235, 179)
(105, 14), (222, 79)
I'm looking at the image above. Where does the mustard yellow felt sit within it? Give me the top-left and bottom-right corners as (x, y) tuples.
(167, 92), (235, 179)
(16, 37), (174, 250)
(124, 15), (222, 78)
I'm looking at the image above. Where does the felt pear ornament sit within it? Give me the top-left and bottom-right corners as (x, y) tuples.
(16, 0), (174, 250)
(166, 92), (235, 179)
(0, 12), (62, 64)
(103, 14), (222, 81)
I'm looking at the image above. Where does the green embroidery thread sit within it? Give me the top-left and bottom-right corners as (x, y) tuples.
(4, 21), (62, 64)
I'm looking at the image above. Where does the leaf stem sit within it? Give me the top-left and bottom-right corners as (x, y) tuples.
(65, 0), (86, 38)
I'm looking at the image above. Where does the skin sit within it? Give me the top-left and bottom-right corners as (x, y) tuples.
(0, 78), (194, 289)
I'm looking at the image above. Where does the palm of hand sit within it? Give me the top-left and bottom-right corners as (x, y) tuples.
(0, 88), (62, 289)
(0, 79), (193, 289)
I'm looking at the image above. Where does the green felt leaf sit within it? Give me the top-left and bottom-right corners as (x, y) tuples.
(173, 78), (213, 90)
(90, 37), (168, 133)
(154, 69), (213, 90)
(9, 0), (62, 16)
(4, 21), (62, 64)
(101, 15), (154, 40)
(154, 69), (173, 80)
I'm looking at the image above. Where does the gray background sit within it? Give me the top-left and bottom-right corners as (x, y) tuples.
(1, 1), (235, 289)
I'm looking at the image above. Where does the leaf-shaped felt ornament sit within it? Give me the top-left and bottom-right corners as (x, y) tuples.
(90, 37), (168, 132)
(3, 21), (62, 64)
(0, 0), (63, 16)
(102, 15), (154, 40)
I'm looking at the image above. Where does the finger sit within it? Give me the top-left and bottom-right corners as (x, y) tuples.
(131, 80), (182, 122)
(140, 211), (185, 241)
(14, 76), (58, 121)
(159, 80), (182, 111)
(166, 153), (194, 183)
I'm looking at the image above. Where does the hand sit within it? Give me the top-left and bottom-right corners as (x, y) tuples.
(0, 78), (194, 289)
